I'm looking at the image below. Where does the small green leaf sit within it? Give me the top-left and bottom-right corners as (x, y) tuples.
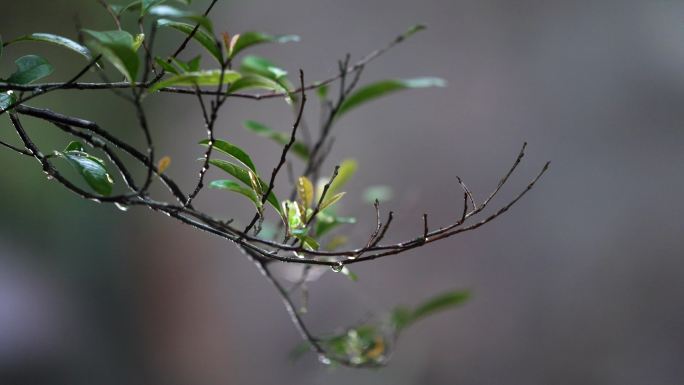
(319, 192), (345, 212)
(157, 19), (221, 62)
(133, 33), (145, 51)
(316, 83), (329, 100)
(229, 31), (299, 58)
(336, 77), (446, 118)
(186, 55), (201, 71)
(328, 159), (357, 195)
(282, 200), (303, 230)
(57, 143), (114, 196)
(64, 141), (85, 152)
(243, 120), (309, 161)
(82, 29), (139, 81)
(294, 233), (319, 251)
(0, 92), (17, 110)
(411, 290), (470, 321)
(392, 290), (471, 331)
(148, 69), (241, 93)
(154, 57), (180, 74)
(7, 33), (92, 60)
(199, 139), (256, 172)
(208, 159), (281, 214)
(401, 24), (426, 39)
(209, 179), (261, 209)
(7, 55), (54, 85)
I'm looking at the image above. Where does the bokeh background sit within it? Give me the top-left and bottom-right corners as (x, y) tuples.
(1, 0), (683, 384)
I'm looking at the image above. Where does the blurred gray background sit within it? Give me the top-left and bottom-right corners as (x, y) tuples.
(1, 0), (683, 384)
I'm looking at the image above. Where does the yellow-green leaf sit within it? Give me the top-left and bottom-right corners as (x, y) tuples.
(297, 176), (314, 210)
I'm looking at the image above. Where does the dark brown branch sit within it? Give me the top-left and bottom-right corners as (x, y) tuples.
(243, 70), (307, 234)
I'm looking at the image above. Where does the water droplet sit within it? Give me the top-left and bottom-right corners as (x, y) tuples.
(318, 355), (332, 365)
(115, 203), (129, 212)
(331, 262), (344, 273)
(45, 175), (54, 181)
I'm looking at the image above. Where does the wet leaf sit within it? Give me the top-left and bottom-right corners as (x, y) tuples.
(0, 92), (17, 110)
(57, 142), (114, 196)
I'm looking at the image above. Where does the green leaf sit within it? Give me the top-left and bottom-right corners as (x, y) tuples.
(411, 290), (470, 321)
(148, 69), (241, 93)
(186, 55), (201, 72)
(133, 34), (145, 51)
(199, 139), (256, 172)
(82, 30), (139, 82)
(328, 159), (357, 195)
(240, 55), (288, 82)
(208, 159), (281, 214)
(229, 31), (299, 58)
(316, 83), (329, 100)
(64, 141), (85, 152)
(0, 92), (17, 110)
(401, 24), (426, 39)
(7, 55), (54, 85)
(336, 77), (447, 118)
(209, 179), (261, 209)
(319, 192), (345, 212)
(157, 19), (221, 62)
(155, 57), (180, 74)
(148, 5), (212, 32)
(7, 33), (92, 60)
(57, 143), (114, 196)
(284, 201), (304, 230)
(227, 74), (289, 95)
(392, 290), (471, 330)
(243, 120), (309, 161)
(294, 233), (319, 251)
